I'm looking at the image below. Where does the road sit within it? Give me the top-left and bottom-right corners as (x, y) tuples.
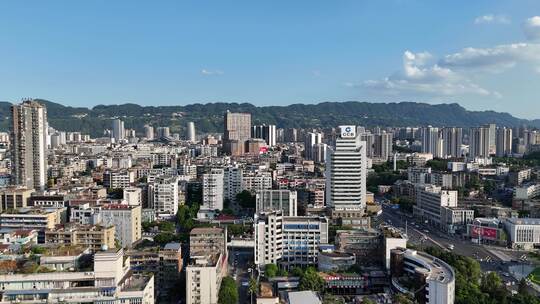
(229, 247), (255, 304)
(379, 202), (537, 294)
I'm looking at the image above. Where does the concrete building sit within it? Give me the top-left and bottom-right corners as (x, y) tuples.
(111, 119), (125, 142)
(421, 126), (440, 156)
(223, 166), (242, 203)
(186, 227), (227, 304)
(304, 132), (323, 160)
(317, 252), (356, 272)
(504, 218), (540, 250)
(373, 131), (393, 161)
(144, 124), (154, 140)
(469, 126), (491, 158)
(0, 187), (33, 211)
(156, 127), (170, 138)
(0, 208), (64, 231)
(223, 111), (252, 155)
(187, 121), (196, 143)
(253, 124), (277, 147)
(10, 100), (48, 190)
(45, 223), (115, 251)
(413, 185), (458, 226)
(0, 248), (154, 303)
(123, 187), (143, 206)
(256, 190), (298, 216)
(390, 248), (455, 304)
(148, 175), (179, 219)
(254, 211), (329, 268)
(325, 125), (367, 212)
(103, 170), (135, 189)
(496, 127), (513, 157)
(442, 127), (463, 158)
(100, 204), (142, 248)
(440, 206), (475, 234)
(199, 169), (224, 218)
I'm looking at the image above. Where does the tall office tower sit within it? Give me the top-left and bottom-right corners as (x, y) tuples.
(223, 111), (252, 155)
(421, 126), (440, 155)
(201, 169), (224, 212)
(304, 132), (323, 160)
(359, 132), (375, 158)
(111, 119), (125, 142)
(252, 124), (277, 147)
(325, 125), (367, 211)
(156, 127), (170, 138)
(11, 100), (48, 190)
(143, 125), (154, 140)
(373, 131), (393, 160)
(187, 121), (196, 143)
(496, 127), (513, 157)
(469, 127), (491, 158)
(486, 123), (497, 155)
(148, 175), (179, 219)
(284, 128), (298, 142)
(441, 127), (463, 158)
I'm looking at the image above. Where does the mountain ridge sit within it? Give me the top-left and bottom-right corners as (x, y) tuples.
(0, 99), (537, 137)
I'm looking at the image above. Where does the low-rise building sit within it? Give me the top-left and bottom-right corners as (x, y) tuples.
(45, 224), (115, 251)
(504, 218), (540, 250)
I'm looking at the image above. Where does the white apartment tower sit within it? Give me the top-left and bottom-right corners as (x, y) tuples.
(496, 127), (513, 157)
(202, 169), (224, 211)
(111, 119), (125, 142)
(421, 126), (440, 156)
(325, 125), (367, 211)
(442, 127), (463, 158)
(304, 132), (323, 160)
(144, 124), (154, 140)
(469, 126), (491, 158)
(11, 100), (48, 190)
(187, 121), (196, 143)
(148, 175), (179, 219)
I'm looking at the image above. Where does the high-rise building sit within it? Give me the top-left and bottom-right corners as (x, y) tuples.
(441, 127), (463, 158)
(284, 128), (298, 142)
(148, 175), (179, 219)
(486, 123), (497, 155)
(421, 126), (440, 156)
(11, 100), (48, 190)
(187, 121), (196, 143)
(496, 127), (513, 157)
(359, 132), (375, 158)
(144, 125), (154, 140)
(469, 126), (491, 158)
(200, 169), (224, 216)
(100, 204), (142, 248)
(304, 132), (323, 160)
(156, 127), (170, 138)
(325, 125), (367, 212)
(373, 131), (393, 161)
(256, 190), (298, 216)
(111, 119), (125, 142)
(252, 124), (276, 147)
(223, 111), (251, 155)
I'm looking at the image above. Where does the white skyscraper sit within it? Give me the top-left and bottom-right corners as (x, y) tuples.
(144, 125), (154, 140)
(469, 126), (491, 158)
(421, 126), (440, 155)
(201, 169), (224, 212)
(11, 100), (48, 190)
(304, 132), (323, 160)
(441, 127), (463, 158)
(111, 119), (125, 142)
(187, 121), (196, 143)
(148, 175), (179, 219)
(325, 125), (367, 211)
(496, 127), (513, 157)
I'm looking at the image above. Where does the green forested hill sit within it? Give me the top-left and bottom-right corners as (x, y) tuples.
(0, 99), (536, 137)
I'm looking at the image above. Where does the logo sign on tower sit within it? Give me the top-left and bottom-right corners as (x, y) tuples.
(340, 125), (356, 138)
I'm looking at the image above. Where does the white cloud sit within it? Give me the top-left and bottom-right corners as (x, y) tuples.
(524, 16), (540, 40)
(361, 50), (496, 97)
(439, 43), (540, 72)
(474, 14), (510, 25)
(201, 69), (224, 75)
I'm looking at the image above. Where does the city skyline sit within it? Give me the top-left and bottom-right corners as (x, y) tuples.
(1, 1), (540, 118)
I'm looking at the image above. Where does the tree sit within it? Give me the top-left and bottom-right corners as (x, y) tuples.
(158, 221), (175, 232)
(265, 264), (278, 278)
(298, 267), (324, 292)
(236, 190), (256, 209)
(291, 267), (304, 277)
(248, 278), (258, 300)
(218, 277), (238, 304)
(518, 278), (528, 295)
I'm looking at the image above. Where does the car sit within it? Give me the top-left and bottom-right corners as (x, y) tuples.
(241, 281), (249, 287)
(423, 230), (430, 233)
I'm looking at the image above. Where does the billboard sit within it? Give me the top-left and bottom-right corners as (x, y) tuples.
(340, 125), (356, 138)
(470, 225), (498, 240)
(259, 146), (268, 154)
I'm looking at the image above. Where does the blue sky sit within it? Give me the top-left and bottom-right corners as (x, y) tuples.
(1, 1), (540, 118)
